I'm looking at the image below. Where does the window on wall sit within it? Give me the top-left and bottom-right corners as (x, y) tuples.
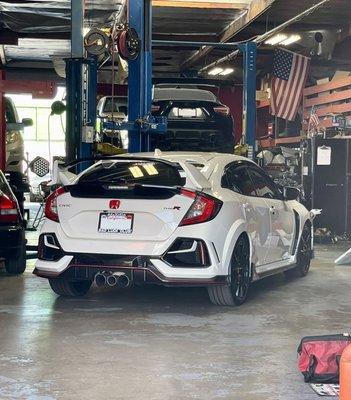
(16, 106), (66, 142)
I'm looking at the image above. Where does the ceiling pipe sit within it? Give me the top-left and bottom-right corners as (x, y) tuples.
(199, 0), (332, 74)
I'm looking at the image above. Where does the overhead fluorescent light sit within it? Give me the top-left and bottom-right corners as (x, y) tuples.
(208, 67), (224, 76)
(208, 67), (234, 77)
(265, 34), (288, 46)
(280, 34), (302, 46)
(220, 68), (234, 76)
(265, 33), (301, 47)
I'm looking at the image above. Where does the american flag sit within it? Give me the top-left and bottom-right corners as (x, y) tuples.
(270, 48), (310, 121)
(309, 107), (320, 128)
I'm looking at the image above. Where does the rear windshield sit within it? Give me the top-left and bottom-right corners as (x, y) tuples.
(79, 161), (184, 187)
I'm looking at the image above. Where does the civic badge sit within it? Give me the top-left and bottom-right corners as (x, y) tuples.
(109, 200), (121, 209)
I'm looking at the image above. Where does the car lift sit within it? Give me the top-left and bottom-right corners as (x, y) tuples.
(66, 0), (257, 161)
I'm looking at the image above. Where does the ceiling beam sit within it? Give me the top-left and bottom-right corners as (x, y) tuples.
(181, 0), (276, 70)
(152, 0), (251, 9)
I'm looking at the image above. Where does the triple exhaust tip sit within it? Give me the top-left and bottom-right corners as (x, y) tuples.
(95, 272), (130, 288)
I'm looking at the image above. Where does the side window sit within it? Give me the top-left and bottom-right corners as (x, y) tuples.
(222, 165), (257, 197)
(248, 167), (282, 200)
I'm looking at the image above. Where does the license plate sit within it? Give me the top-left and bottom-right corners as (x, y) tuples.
(98, 212), (134, 234)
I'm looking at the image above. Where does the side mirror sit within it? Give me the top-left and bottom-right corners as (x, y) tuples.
(284, 186), (301, 201)
(22, 118), (33, 127)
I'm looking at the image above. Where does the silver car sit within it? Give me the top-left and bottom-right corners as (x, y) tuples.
(5, 97), (32, 173)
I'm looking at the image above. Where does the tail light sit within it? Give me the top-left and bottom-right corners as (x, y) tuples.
(0, 192), (18, 224)
(214, 106), (230, 116)
(45, 187), (66, 222)
(179, 189), (222, 226)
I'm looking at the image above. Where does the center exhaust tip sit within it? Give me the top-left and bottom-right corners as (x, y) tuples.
(106, 274), (118, 287)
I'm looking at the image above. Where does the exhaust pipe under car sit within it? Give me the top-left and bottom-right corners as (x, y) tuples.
(96, 272), (131, 288)
(116, 273), (130, 288)
(94, 272), (107, 287)
(106, 274), (118, 287)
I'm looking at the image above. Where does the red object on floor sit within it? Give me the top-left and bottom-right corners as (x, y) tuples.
(298, 334), (351, 383)
(340, 344), (351, 400)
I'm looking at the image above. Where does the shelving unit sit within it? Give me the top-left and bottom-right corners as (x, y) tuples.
(303, 76), (351, 130)
(256, 98), (302, 149)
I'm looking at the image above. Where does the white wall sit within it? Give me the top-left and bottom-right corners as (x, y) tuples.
(8, 87), (66, 165)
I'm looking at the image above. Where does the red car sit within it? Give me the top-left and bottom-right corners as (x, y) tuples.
(0, 170), (26, 274)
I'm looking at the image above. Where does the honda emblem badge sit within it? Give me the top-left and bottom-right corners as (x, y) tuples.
(109, 200), (121, 209)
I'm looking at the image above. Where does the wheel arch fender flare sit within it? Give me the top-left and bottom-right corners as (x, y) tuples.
(293, 207), (313, 250)
(222, 219), (253, 275)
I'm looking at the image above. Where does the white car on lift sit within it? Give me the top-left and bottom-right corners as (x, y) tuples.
(35, 152), (314, 306)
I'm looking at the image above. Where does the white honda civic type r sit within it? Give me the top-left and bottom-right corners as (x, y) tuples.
(35, 152), (314, 306)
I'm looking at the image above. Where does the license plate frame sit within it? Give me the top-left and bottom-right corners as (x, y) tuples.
(98, 212), (134, 234)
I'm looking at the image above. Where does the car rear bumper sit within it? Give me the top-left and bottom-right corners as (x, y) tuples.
(34, 255), (228, 287)
(33, 264), (228, 287)
(152, 128), (234, 152)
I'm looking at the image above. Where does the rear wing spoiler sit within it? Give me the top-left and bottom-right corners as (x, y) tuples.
(178, 161), (211, 189)
(51, 160), (78, 186)
(50, 155), (212, 190)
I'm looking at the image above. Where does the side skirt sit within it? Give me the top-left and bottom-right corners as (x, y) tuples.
(253, 258), (297, 281)
(254, 264), (297, 280)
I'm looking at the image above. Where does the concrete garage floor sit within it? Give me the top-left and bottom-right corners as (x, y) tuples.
(0, 243), (350, 400)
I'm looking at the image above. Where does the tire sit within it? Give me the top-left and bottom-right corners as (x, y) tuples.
(49, 279), (92, 297)
(208, 234), (251, 306)
(285, 223), (312, 278)
(5, 237), (26, 275)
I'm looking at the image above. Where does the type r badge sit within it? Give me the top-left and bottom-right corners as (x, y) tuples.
(109, 200), (121, 209)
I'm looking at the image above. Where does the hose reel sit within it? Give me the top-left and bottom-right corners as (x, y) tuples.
(116, 27), (141, 61)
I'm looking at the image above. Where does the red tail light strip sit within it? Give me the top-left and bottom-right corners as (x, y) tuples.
(0, 192), (18, 223)
(45, 186), (67, 222)
(179, 189), (222, 226)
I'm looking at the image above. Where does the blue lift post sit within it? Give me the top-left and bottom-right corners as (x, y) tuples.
(242, 42), (257, 159)
(66, 0), (97, 167)
(128, 0), (153, 153)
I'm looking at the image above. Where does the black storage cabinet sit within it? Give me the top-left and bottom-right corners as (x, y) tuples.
(312, 138), (351, 234)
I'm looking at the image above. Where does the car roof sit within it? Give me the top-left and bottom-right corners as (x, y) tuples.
(153, 88), (218, 103)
